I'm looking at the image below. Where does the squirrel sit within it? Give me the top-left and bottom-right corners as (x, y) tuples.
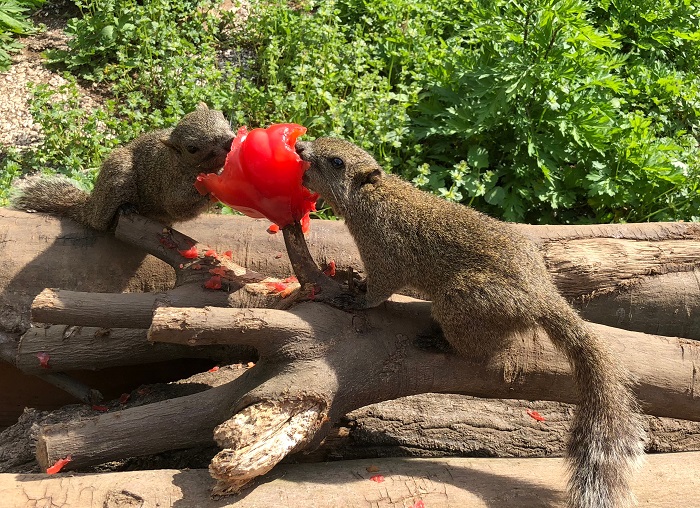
(296, 137), (645, 508)
(11, 103), (234, 231)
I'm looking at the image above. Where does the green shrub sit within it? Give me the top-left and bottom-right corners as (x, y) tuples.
(3, 0), (698, 223)
(0, 0), (45, 71)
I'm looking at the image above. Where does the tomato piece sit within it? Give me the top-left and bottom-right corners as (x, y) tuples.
(369, 474), (385, 483)
(204, 275), (223, 290)
(178, 246), (199, 259)
(46, 455), (72, 474)
(196, 124), (318, 230)
(323, 260), (336, 277)
(36, 352), (50, 369)
(527, 409), (546, 422)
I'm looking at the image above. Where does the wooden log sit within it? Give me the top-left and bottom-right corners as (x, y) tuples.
(15, 324), (254, 374)
(314, 395), (700, 461)
(1, 210), (698, 338)
(34, 298), (700, 472)
(2, 453), (699, 507)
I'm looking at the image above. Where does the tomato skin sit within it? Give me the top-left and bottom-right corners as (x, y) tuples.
(196, 124), (317, 230)
(46, 455), (72, 474)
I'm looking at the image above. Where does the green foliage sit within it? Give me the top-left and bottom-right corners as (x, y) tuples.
(412, 0), (700, 223)
(0, 0), (45, 71)
(2, 0), (698, 223)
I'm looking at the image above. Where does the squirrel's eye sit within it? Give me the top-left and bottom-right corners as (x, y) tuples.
(186, 145), (199, 154)
(330, 157), (344, 169)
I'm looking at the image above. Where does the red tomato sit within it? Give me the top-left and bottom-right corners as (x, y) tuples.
(267, 223), (280, 234)
(36, 352), (50, 369)
(527, 409), (546, 422)
(369, 474), (385, 483)
(178, 246), (199, 259)
(196, 124), (318, 230)
(323, 260), (337, 277)
(46, 455), (72, 474)
(204, 275), (223, 290)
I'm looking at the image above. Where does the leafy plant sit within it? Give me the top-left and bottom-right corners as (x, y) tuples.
(2, 0), (698, 223)
(0, 0), (45, 70)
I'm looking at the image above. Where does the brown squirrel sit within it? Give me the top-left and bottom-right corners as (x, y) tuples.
(11, 103), (234, 230)
(296, 137), (645, 508)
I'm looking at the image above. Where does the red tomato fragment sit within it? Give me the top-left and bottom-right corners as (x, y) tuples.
(196, 124), (318, 230)
(92, 405), (109, 412)
(209, 267), (228, 277)
(36, 352), (50, 369)
(265, 281), (288, 293)
(119, 393), (131, 404)
(222, 250), (233, 259)
(527, 409), (546, 422)
(208, 366), (220, 373)
(204, 249), (218, 259)
(267, 223), (280, 234)
(46, 455), (72, 474)
(369, 474), (385, 483)
(178, 246), (199, 259)
(411, 501), (425, 508)
(204, 275), (223, 290)
(301, 212), (311, 234)
(323, 260), (337, 277)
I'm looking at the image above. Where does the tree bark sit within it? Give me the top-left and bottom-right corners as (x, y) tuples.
(1, 209), (699, 495)
(2, 453), (699, 508)
(33, 298), (700, 479)
(1, 210), (698, 337)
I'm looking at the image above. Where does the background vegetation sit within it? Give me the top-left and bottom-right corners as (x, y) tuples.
(0, 0), (44, 71)
(1, 0), (698, 223)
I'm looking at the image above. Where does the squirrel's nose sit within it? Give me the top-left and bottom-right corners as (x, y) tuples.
(295, 141), (311, 159)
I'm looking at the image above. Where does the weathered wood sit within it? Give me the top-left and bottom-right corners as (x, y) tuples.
(34, 297), (700, 472)
(15, 324), (254, 374)
(1, 210), (698, 337)
(2, 453), (699, 507)
(318, 395), (700, 461)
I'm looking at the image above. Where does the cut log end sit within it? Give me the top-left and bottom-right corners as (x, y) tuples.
(210, 397), (326, 495)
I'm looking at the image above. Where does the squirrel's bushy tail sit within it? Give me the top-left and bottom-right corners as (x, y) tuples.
(10, 175), (90, 223)
(540, 299), (645, 508)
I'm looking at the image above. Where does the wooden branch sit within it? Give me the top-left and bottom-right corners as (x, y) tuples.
(29, 284), (287, 329)
(5, 453), (700, 507)
(148, 299), (700, 421)
(2, 210), (698, 339)
(34, 296), (700, 475)
(15, 324), (254, 374)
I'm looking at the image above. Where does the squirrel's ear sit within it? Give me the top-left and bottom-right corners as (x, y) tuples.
(358, 168), (382, 187)
(161, 137), (182, 155)
(195, 102), (209, 111)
